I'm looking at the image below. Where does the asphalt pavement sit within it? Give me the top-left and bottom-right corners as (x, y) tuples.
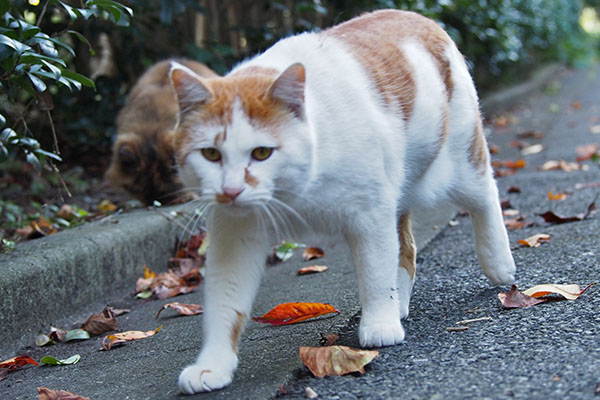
(2, 62), (600, 399)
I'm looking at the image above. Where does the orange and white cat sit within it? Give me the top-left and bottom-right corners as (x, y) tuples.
(169, 10), (516, 394)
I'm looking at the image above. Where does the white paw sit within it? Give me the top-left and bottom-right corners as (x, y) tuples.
(484, 260), (516, 286)
(359, 320), (405, 348)
(178, 355), (237, 394)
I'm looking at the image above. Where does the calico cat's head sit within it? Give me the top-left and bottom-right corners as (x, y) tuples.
(105, 59), (217, 205)
(169, 62), (313, 217)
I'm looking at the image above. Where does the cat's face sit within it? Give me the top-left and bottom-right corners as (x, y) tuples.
(171, 63), (312, 216)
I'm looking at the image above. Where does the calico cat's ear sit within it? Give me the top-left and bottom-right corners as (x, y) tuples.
(170, 62), (212, 112)
(268, 63), (306, 119)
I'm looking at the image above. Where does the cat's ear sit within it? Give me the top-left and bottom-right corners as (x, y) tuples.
(268, 63), (305, 119)
(170, 62), (212, 112)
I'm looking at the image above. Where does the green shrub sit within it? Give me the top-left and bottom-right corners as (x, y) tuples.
(0, 0), (132, 169)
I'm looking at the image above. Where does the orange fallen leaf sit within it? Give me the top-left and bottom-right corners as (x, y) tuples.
(518, 233), (551, 247)
(0, 355), (39, 370)
(252, 302), (339, 325)
(302, 247), (325, 261)
(492, 159), (526, 169)
(547, 191), (568, 201)
(572, 100), (582, 110)
(297, 265), (329, 275)
(156, 302), (203, 318)
(101, 326), (162, 351)
(299, 346), (379, 377)
(37, 387), (90, 400)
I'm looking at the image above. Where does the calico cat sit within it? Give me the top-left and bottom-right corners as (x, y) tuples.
(104, 59), (217, 205)
(169, 10), (516, 394)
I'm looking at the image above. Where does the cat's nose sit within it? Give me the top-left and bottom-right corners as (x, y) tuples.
(222, 187), (244, 202)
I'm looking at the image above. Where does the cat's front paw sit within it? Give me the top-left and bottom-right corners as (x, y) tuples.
(178, 355), (237, 394)
(359, 320), (405, 348)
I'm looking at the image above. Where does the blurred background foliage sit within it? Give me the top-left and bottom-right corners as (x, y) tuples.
(1, 0), (600, 243)
(2, 0), (599, 173)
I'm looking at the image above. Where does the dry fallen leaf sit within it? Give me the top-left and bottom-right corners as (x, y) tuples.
(299, 345), (379, 377)
(156, 302), (203, 319)
(518, 233), (551, 247)
(523, 283), (594, 300)
(81, 306), (125, 336)
(252, 302), (339, 325)
(16, 216), (57, 238)
(97, 199), (118, 213)
(504, 216), (534, 231)
(297, 265), (329, 275)
(492, 159), (526, 169)
(517, 130), (545, 139)
(498, 285), (546, 309)
(575, 144), (599, 162)
(507, 185), (521, 193)
(538, 160), (588, 172)
(0, 355), (39, 370)
(521, 144), (544, 155)
(319, 333), (340, 346)
(37, 387), (90, 400)
(547, 191), (568, 201)
(302, 247), (325, 261)
(499, 283), (594, 309)
(101, 326), (162, 351)
(135, 261), (202, 300)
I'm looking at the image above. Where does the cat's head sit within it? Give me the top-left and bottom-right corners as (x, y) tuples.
(169, 62), (313, 216)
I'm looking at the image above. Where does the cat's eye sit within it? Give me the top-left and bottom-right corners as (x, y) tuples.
(251, 147), (273, 161)
(201, 148), (221, 162)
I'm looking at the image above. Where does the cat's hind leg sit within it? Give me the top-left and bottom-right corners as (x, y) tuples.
(345, 206), (405, 348)
(455, 127), (516, 285)
(398, 213), (416, 320)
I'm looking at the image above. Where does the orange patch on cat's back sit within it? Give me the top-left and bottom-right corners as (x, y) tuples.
(325, 10), (454, 120)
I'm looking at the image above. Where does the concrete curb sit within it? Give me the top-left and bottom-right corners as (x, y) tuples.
(0, 206), (188, 358)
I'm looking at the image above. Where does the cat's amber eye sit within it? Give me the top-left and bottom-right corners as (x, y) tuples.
(251, 147), (273, 161)
(201, 148), (221, 162)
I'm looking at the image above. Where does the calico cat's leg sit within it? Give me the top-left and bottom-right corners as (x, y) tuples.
(398, 213), (416, 319)
(466, 174), (516, 285)
(345, 207), (405, 348)
(178, 214), (269, 394)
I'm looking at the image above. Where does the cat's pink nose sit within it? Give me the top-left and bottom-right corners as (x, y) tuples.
(222, 187), (244, 202)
